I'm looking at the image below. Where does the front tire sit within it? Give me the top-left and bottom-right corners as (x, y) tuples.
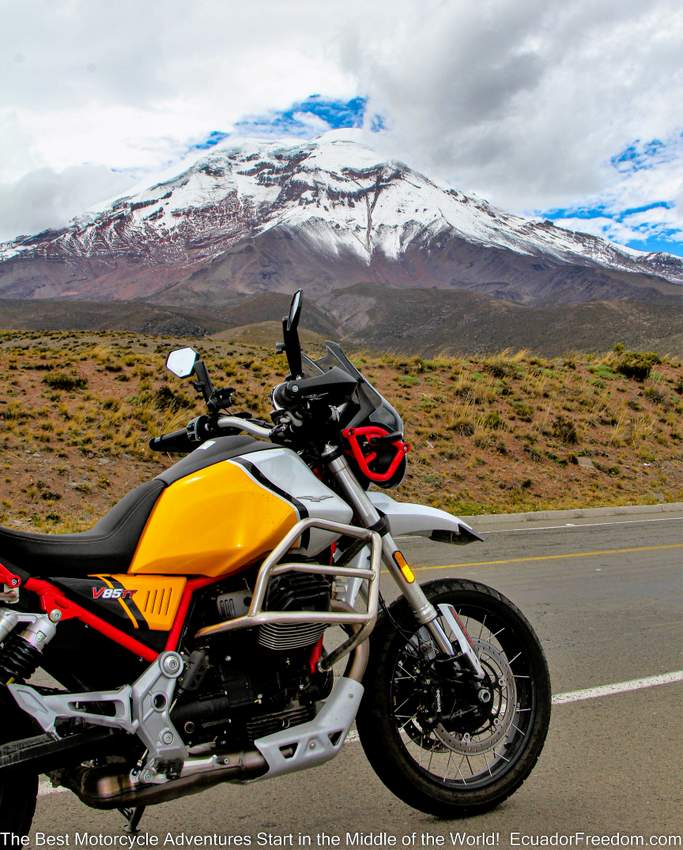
(356, 578), (551, 818)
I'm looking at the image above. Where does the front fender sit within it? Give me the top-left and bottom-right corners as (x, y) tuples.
(367, 492), (483, 544)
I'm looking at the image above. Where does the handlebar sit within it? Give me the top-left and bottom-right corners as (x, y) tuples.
(149, 416), (272, 454)
(272, 367), (358, 409)
(149, 428), (194, 453)
(215, 416), (272, 438)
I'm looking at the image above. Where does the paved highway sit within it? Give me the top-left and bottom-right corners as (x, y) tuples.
(30, 508), (683, 847)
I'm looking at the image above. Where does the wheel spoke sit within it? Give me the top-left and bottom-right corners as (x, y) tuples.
(393, 690), (420, 715)
(443, 749), (453, 782)
(399, 713), (418, 731)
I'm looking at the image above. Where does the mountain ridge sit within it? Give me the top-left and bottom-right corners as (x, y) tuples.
(1, 130), (681, 308)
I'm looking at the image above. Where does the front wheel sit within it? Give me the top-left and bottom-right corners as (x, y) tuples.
(356, 578), (551, 818)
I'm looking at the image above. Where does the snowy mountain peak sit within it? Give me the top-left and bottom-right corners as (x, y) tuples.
(1, 133), (681, 305)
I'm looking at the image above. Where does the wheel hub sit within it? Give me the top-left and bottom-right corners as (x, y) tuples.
(431, 640), (517, 755)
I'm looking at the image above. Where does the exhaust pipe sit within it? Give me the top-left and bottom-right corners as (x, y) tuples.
(73, 750), (268, 809)
(333, 600), (369, 682)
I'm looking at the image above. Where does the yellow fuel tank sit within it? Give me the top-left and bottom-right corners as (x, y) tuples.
(129, 460), (298, 577)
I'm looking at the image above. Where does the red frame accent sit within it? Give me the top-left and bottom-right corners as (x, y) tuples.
(0, 562), (22, 589)
(309, 635), (324, 674)
(0, 561), (230, 661)
(342, 426), (409, 484)
(24, 576), (159, 663)
(164, 575), (222, 652)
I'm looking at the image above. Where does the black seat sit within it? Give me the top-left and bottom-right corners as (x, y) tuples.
(0, 479), (165, 577)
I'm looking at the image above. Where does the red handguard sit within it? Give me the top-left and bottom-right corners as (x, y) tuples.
(342, 426), (410, 484)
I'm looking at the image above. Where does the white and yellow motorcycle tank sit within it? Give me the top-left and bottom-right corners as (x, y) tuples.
(129, 437), (352, 578)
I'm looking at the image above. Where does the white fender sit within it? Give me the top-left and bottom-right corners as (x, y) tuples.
(367, 492), (483, 544)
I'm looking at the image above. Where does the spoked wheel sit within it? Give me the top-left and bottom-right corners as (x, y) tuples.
(356, 579), (551, 817)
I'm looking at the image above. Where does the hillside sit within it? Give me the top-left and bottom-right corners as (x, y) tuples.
(1, 287), (681, 357)
(0, 330), (680, 533)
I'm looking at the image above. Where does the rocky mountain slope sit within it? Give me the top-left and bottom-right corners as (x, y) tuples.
(1, 130), (681, 307)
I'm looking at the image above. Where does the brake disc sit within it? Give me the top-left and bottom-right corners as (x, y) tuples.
(433, 641), (517, 756)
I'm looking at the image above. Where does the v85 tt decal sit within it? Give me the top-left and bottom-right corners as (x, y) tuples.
(92, 587), (137, 600)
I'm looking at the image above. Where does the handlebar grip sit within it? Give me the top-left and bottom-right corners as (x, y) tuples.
(149, 428), (193, 453)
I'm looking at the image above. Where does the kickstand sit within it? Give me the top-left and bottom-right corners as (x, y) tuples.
(119, 806), (146, 834)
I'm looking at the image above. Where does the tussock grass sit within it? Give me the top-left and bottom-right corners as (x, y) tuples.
(0, 332), (681, 529)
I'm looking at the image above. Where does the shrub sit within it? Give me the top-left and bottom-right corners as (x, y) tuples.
(483, 411), (503, 430)
(613, 350), (661, 382)
(154, 386), (194, 412)
(43, 372), (88, 391)
(643, 386), (666, 405)
(448, 419), (475, 436)
(552, 415), (579, 445)
(482, 358), (517, 379)
(510, 400), (534, 421)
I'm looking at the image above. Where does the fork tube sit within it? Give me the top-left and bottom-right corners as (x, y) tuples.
(325, 452), (455, 655)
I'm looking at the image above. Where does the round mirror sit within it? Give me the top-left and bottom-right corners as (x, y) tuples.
(166, 347), (198, 378)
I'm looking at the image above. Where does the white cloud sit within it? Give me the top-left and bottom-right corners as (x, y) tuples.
(554, 216), (643, 246)
(348, 0), (683, 214)
(0, 166), (136, 242)
(0, 0), (681, 248)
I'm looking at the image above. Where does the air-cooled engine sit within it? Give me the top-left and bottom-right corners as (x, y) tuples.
(258, 572), (330, 650)
(172, 573), (333, 749)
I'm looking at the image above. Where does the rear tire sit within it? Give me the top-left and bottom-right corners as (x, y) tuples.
(0, 696), (39, 846)
(356, 578), (551, 818)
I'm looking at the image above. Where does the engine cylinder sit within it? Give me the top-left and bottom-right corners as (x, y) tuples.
(257, 572), (330, 651)
(257, 621), (325, 651)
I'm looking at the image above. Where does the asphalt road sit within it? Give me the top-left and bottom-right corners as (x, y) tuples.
(30, 508), (683, 848)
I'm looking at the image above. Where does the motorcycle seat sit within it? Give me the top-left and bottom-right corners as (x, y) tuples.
(0, 479), (165, 578)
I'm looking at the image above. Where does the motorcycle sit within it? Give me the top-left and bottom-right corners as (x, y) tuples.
(0, 291), (550, 838)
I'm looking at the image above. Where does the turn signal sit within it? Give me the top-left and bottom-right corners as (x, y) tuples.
(393, 551), (415, 584)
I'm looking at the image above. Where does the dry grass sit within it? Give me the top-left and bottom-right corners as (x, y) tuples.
(0, 330), (681, 531)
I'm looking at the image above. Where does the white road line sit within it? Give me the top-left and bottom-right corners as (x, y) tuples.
(551, 670), (683, 704)
(478, 516), (683, 534)
(36, 670), (683, 798)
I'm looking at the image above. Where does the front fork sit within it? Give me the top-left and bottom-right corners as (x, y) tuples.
(326, 453), (484, 678)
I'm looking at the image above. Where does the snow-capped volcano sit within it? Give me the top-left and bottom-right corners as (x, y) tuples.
(1, 129), (681, 304)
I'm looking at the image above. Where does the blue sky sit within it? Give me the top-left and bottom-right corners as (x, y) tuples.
(191, 95), (369, 150)
(540, 134), (683, 256)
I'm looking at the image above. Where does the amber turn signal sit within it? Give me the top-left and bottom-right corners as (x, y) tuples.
(392, 551), (415, 584)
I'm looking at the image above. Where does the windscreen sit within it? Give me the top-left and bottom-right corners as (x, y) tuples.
(302, 342), (404, 434)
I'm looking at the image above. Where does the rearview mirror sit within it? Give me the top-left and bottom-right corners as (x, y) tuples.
(166, 347), (198, 378)
(281, 290), (304, 379)
(286, 289), (302, 333)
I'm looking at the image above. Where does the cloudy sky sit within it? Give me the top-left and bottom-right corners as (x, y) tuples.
(1, 0), (682, 254)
